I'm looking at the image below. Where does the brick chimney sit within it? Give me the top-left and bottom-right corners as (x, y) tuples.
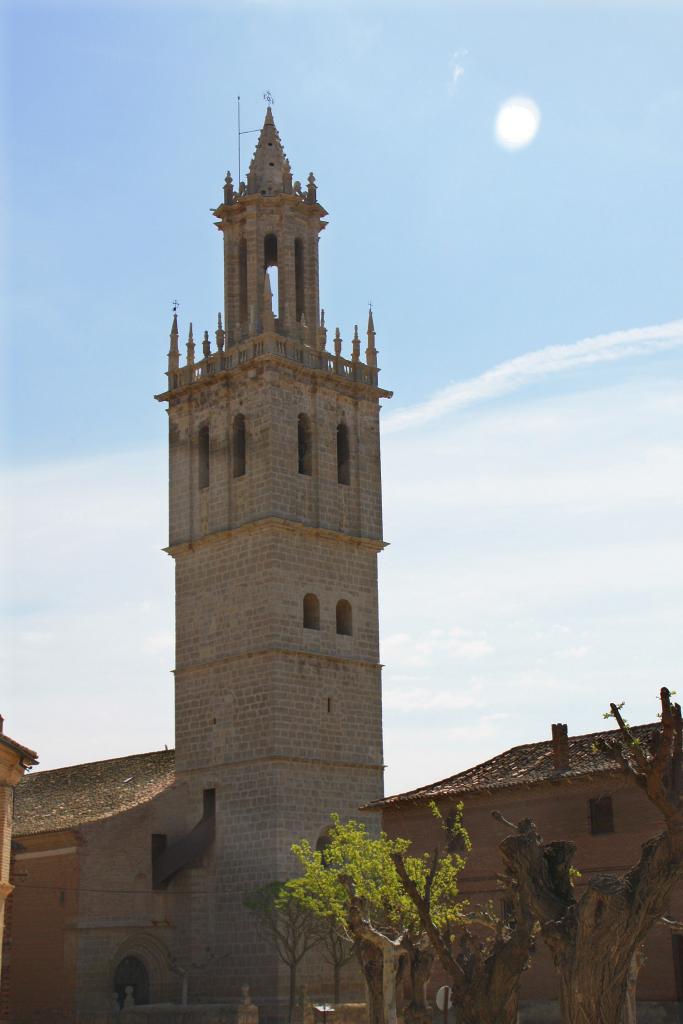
(551, 723), (569, 771)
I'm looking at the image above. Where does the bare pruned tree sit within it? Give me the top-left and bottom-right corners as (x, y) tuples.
(497, 687), (683, 1024)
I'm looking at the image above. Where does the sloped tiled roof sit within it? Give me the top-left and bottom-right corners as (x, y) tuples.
(13, 749), (175, 837)
(0, 731), (38, 765)
(372, 723), (658, 809)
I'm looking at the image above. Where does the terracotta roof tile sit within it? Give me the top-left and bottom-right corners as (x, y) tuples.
(372, 722), (658, 809)
(13, 749), (175, 837)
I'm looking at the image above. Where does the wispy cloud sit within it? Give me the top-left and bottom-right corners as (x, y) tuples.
(382, 628), (493, 668)
(384, 686), (480, 712)
(385, 319), (683, 433)
(448, 50), (468, 93)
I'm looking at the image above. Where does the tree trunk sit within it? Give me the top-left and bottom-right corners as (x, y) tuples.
(553, 933), (646, 1024)
(382, 944), (400, 1024)
(500, 820), (683, 1024)
(357, 939), (386, 1024)
(452, 976), (520, 1024)
(620, 947), (644, 1024)
(333, 961), (341, 1005)
(289, 963), (297, 1024)
(401, 939), (434, 1024)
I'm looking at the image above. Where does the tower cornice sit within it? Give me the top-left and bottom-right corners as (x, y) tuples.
(212, 191), (328, 228)
(164, 515), (388, 559)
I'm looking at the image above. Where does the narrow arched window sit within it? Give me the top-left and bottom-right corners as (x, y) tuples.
(233, 413), (246, 478)
(336, 422), (350, 485)
(198, 425), (210, 489)
(239, 238), (248, 325)
(294, 238), (304, 322)
(298, 414), (312, 476)
(336, 599), (352, 636)
(303, 593), (320, 630)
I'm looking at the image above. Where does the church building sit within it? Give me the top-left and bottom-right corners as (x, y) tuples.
(7, 108), (391, 1022)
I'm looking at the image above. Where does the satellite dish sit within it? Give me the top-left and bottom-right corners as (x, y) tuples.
(435, 986), (453, 1012)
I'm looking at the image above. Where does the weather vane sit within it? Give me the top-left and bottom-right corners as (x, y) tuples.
(172, 299), (179, 314)
(264, 90), (274, 105)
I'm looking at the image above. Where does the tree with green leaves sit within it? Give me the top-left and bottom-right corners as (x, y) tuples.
(288, 814), (468, 1024)
(244, 881), (322, 1024)
(497, 687), (683, 1024)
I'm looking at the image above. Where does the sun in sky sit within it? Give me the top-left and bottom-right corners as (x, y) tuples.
(494, 96), (541, 150)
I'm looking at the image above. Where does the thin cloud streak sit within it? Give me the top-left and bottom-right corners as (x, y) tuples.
(384, 319), (683, 433)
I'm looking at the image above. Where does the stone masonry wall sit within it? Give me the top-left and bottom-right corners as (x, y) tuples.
(164, 350), (387, 1020)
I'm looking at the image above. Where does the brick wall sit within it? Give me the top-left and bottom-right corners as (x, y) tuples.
(7, 832), (80, 1023)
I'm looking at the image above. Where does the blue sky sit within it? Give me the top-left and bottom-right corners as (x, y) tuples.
(3, 0), (683, 794)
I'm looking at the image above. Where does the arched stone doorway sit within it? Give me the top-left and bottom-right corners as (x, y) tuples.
(113, 954), (150, 1009)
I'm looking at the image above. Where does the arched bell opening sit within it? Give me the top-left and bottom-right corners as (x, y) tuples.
(264, 234), (279, 320)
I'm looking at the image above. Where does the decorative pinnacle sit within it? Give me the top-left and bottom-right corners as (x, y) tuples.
(202, 330), (211, 359)
(352, 324), (360, 362)
(168, 309), (180, 371)
(366, 305), (377, 367)
(186, 323), (195, 366)
(306, 172), (317, 204)
(216, 312), (225, 352)
(224, 171), (234, 205)
(334, 327), (342, 358)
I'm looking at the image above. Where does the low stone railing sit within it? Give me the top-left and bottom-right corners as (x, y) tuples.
(168, 335), (378, 392)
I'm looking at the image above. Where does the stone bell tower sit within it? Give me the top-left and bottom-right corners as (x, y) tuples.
(156, 107), (390, 1011)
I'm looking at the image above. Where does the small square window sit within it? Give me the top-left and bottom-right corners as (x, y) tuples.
(589, 796), (614, 835)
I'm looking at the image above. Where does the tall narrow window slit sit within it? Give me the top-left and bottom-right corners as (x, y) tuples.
(233, 414), (246, 478)
(198, 425), (210, 489)
(336, 422), (350, 485)
(298, 414), (312, 475)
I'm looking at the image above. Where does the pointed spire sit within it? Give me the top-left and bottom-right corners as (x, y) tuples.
(168, 309), (180, 372)
(246, 107), (291, 197)
(215, 312), (225, 352)
(352, 324), (360, 363)
(334, 327), (342, 358)
(186, 323), (195, 367)
(318, 308), (327, 351)
(202, 329), (211, 359)
(366, 306), (377, 367)
(263, 271), (275, 331)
